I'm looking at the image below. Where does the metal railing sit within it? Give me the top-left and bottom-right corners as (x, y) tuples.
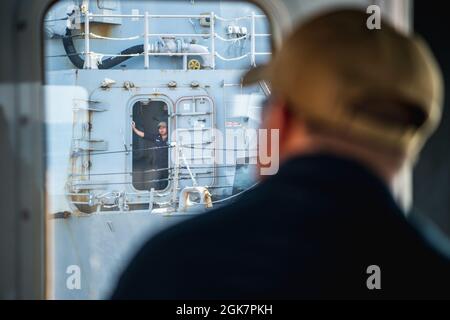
(78, 10), (270, 69)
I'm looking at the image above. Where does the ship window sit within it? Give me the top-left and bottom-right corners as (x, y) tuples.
(132, 100), (169, 191)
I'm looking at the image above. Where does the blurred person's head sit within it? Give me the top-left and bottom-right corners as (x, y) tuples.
(245, 9), (443, 184)
(158, 121), (168, 137)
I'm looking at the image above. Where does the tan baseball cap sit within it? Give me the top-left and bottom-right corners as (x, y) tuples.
(243, 9), (443, 158)
(158, 121), (167, 128)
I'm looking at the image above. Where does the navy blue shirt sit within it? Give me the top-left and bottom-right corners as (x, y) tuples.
(144, 133), (168, 168)
(112, 154), (450, 299)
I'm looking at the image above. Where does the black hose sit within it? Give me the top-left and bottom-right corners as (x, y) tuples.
(99, 44), (144, 69)
(62, 28), (85, 68)
(62, 28), (144, 69)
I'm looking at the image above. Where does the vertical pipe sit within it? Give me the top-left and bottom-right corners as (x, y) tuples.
(172, 143), (180, 205)
(251, 11), (256, 66)
(210, 12), (215, 69)
(149, 188), (154, 213)
(144, 11), (150, 69)
(84, 11), (90, 69)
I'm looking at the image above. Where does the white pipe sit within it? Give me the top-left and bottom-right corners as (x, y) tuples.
(89, 14), (210, 18)
(188, 44), (211, 68)
(97, 52), (209, 57)
(160, 38), (211, 67)
(210, 12), (215, 69)
(144, 11), (149, 69)
(84, 12), (90, 69)
(251, 11), (256, 66)
(147, 33), (209, 37)
(150, 52), (210, 56)
(172, 143), (180, 205)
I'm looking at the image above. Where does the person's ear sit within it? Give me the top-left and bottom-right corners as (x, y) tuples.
(262, 98), (291, 147)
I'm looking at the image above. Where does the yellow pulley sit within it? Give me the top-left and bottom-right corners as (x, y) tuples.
(188, 59), (201, 70)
